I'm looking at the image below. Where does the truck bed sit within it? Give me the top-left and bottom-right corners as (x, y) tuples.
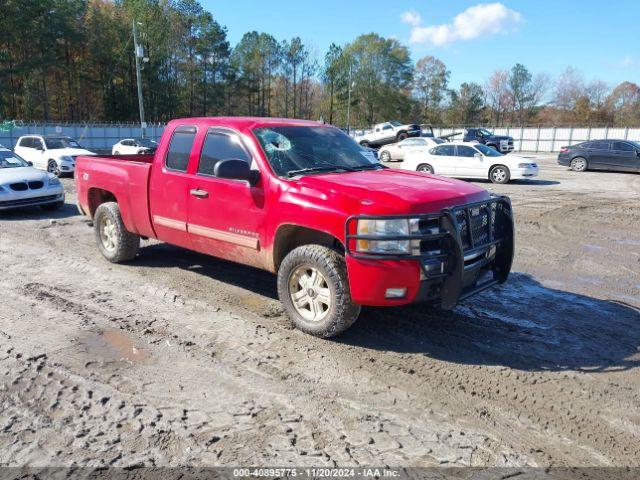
(75, 154), (156, 238)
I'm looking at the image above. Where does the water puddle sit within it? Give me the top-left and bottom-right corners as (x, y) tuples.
(82, 330), (147, 363)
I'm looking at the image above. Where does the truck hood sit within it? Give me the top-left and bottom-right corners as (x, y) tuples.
(0, 167), (51, 184)
(293, 168), (490, 215)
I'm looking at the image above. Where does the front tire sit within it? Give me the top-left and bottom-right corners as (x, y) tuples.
(277, 245), (361, 338)
(417, 164), (434, 174)
(94, 202), (140, 263)
(570, 157), (588, 172)
(380, 150), (391, 162)
(489, 165), (511, 184)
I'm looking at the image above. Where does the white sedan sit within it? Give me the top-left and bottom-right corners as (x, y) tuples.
(0, 147), (65, 211)
(112, 138), (158, 155)
(401, 142), (539, 184)
(378, 137), (445, 162)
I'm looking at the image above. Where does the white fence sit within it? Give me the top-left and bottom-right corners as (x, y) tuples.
(0, 122), (165, 152)
(2, 122), (640, 153)
(433, 126), (640, 152)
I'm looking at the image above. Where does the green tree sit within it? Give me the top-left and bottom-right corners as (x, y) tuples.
(413, 56), (449, 123)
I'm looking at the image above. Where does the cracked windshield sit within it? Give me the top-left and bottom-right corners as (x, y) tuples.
(254, 126), (381, 177)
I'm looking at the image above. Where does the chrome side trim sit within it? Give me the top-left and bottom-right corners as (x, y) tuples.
(188, 224), (259, 250)
(153, 215), (187, 232)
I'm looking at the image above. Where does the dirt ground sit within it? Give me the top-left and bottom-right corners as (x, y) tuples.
(0, 154), (638, 468)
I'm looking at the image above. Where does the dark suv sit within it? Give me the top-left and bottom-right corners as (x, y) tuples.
(558, 140), (640, 173)
(464, 128), (514, 154)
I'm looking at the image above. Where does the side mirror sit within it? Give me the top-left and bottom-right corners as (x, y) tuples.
(214, 159), (260, 186)
(27, 161), (33, 166)
(35, 145), (44, 151)
(474, 153), (482, 159)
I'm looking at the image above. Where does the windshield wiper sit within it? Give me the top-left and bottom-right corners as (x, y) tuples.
(350, 163), (384, 171)
(286, 165), (357, 177)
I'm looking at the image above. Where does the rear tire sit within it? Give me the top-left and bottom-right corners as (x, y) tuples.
(397, 132), (408, 141)
(94, 202), (140, 263)
(47, 160), (60, 177)
(417, 164), (434, 174)
(570, 157), (588, 172)
(380, 150), (391, 162)
(489, 165), (511, 184)
(277, 245), (361, 338)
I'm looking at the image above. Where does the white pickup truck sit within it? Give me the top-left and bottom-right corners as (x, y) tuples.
(353, 121), (422, 148)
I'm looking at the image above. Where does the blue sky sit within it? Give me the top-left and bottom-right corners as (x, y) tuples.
(202, 0), (639, 90)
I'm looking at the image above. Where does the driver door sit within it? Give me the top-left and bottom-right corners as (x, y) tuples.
(187, 128), (267, 269)
(454, 145), (484, 178)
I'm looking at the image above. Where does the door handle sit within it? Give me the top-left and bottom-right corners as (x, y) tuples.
(190, 188), (209, 198)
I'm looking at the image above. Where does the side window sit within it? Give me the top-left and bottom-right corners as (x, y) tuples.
(19, 138), (32, 148)
(198, 132), (251, 176)
(589, 140), (609, 150)
(165, 126), (197, 172)
(612, 141), (634, 152)
(456, 145), (477, 158)
(436, 145), (455, 156)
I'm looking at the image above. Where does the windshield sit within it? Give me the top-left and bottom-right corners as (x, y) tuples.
(478, 128), (493, 137)
(474, 144), (503, 157)
(136, 138), (157, 147)
(45, 137), (82, 149)
(389, 120), (402, 127)
(254, 126), (382, 177)
(0, 150), (30, 168)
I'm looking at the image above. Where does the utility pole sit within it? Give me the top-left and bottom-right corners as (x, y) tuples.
(346, 59), (353, 135)
(133, 20), (146, 138)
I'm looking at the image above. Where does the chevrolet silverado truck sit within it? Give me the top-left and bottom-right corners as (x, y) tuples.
(463, 128), (514, 154)
(76, 117), (514, 338)
(354, 121), (422, 148)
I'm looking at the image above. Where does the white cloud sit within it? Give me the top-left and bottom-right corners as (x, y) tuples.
(620, 56), (635, 67)
(400, 10), (422, 27)
(406, 3), (522, 47)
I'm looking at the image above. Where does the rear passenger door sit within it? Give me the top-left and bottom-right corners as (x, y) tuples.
(609, 141), (639, 172)
(587, 140), (611, 169)
(187, 127), (266, 269)
(149, 125), (198, 249)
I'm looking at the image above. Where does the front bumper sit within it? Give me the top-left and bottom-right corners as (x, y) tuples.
(59, 161), (75, 173)
(345, 196), (514, 307)
(499, 141), (515, 153)
(511, 165), (539, 179)
(0, 191), (64, 210)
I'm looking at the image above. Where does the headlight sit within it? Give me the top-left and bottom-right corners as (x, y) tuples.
(48, 176), (61, 186)
(60, 155), (74, 163)
(356, 218), (411, 254)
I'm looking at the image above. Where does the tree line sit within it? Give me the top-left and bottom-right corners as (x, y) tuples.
(1, 0), (639, 127)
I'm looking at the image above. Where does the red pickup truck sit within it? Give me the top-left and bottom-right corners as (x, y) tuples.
(76, 117), (514, 337)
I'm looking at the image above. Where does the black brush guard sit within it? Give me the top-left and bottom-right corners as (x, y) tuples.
(345, 195), (514, 308)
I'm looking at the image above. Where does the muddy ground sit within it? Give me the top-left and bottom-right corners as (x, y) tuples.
(0, 155), (638, 467)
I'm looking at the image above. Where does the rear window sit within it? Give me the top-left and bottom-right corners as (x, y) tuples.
(166, 127), (197, 172)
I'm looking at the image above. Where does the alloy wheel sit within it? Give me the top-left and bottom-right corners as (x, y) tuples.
(288, 265), (332, 322)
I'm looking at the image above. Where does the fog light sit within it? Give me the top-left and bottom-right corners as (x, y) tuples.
(385, 288), (407, 299)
